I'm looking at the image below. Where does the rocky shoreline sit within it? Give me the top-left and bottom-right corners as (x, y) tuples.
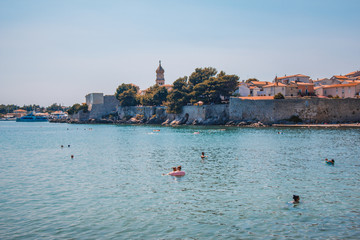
(49, 118), (360, 128)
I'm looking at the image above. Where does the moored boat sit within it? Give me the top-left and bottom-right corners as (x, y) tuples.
(16, 112), (48, 122)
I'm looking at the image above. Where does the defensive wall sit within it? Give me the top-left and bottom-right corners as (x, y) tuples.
(229, 98), (360, 123)
(79, 93), (360, 124)
(88, 95), (119, 119)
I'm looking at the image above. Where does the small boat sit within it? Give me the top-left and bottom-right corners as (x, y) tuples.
(16, 112), (48, 122)
(0, 117), (16, 121)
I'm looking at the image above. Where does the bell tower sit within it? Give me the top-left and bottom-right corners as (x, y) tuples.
(156, 60), (165, 86)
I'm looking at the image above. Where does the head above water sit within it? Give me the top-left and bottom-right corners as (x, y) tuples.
(172, 167), (177, 171)
(177, 165), (182, 171)
(293, 195), (300, 202)
(202, 152), (205, 155)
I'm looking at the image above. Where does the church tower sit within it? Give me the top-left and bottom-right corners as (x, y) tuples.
(156, 60), (165, 86)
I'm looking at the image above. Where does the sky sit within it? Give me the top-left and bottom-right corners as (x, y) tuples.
(0, 0), (359, 106)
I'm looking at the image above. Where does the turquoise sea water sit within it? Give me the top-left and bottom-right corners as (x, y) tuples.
(0, 121), (360, 239)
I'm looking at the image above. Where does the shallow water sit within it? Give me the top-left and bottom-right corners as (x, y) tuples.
(0, 122), (359, 239)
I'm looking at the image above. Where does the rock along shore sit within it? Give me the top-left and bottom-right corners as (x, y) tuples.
(49, 118), (360, 128)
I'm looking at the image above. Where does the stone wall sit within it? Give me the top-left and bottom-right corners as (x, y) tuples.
(229, 97), (360, 123)
(75, 94), (360, 124)
(88, 95), (119, 119)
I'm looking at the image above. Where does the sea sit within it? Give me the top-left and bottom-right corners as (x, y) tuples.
(0, 121), (359, 239)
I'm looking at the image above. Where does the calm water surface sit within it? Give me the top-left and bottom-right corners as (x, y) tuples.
(0, 122), (360, 239)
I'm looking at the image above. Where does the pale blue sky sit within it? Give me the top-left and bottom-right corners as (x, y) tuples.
(0, 0), (359, 106)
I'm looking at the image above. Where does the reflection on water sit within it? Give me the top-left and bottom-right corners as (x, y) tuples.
(0, 122), (360, 239)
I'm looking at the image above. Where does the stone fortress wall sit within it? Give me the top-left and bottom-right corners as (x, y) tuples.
(229, 98), (360, 123)
(82, 93), (360, 124)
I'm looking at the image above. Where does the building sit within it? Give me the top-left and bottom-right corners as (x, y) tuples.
(285, 82), (299, 96)
(277, 74), (310, 84)
(247, 81), (270, 96)
(313, 78), (341, 87)
(235, 81), (250, 96)
(51, 111), (68, 119)
(345, 71), (360, 79)
(86, 93), (104, 111)
(330, 75), (349, 82)
(296, 82), (315, 96)
(13, 109), (27, 118)
(156, 60), (165, 86)
(315, 82), (360, 98)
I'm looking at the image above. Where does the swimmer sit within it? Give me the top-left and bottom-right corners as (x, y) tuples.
(193, 131), (200, 134)
(163, 167), (177, 176)
(325, 158), (335, 165)
(169, 165), (185, 176)
(71, 155), (74, 159)
(201, 152), (208, 159)
(61, 145), (64, 148)
(68, 145), (70, 148)
(292, 195), (300, 204)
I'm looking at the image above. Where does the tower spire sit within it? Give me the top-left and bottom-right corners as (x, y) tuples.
(155, 61), (165, 86)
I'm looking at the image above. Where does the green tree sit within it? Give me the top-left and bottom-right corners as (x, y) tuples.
(67, 103), (88, 115)
(245, 78), (259, 83)
(274, 93), (285, 99)
(46, 103), (62, 112)
(166, 76), (190, 113)
(152, 86), (168, 106)
(115, 83), (139, 106)
(190, 71), (239, 104)
(188, 67), (217, 86)
(139, 85), (168, 106)
(0, 104), (19, 114)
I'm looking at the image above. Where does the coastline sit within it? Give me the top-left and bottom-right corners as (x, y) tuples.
(49, 119), (360, 128)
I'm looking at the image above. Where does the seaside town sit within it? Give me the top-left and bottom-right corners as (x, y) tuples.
(1, 62), (360, 124)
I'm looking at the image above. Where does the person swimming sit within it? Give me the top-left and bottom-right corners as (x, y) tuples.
(172, 166), (185, 176)
(163, 167), (177, 176)
(325, 158), (335, 165)
(201, 152), (208, 158)
(292, 195), (300, 204)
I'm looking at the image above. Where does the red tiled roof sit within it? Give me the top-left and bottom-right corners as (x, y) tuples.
(263, 82), (287, 88)
(296, 82), (314, 86)
(321, 83), (360, 89)
(250, 81), (270, 86)
(345, 71), (359, 76)
(238, 96), (274, 100)
(277, 74), (310, 80)
(333, 75), (349, 80)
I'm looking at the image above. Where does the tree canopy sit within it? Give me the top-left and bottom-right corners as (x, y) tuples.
(188, 67), (217, 86)
(245, 78), (259, 83)
(166, 77), (190, 113)
(190, 71), (239, 104)
(67, 103), (88, 115)
(46, 103), (63, 112)
(114, 67), (239, 114)
(140, 84), (168, 106)
(115, 83), (139, 106)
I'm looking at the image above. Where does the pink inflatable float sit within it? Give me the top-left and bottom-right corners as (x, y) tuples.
(169, 171), (185, 176)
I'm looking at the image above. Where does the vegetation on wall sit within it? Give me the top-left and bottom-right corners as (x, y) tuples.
(67, 103), (88, 115)
(115, 83), (139, 106)
(274, 93), (285, 99)
(114, 67), (239, 114)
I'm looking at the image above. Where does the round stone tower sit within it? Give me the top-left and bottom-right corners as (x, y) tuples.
(156, 60), (165, 86)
